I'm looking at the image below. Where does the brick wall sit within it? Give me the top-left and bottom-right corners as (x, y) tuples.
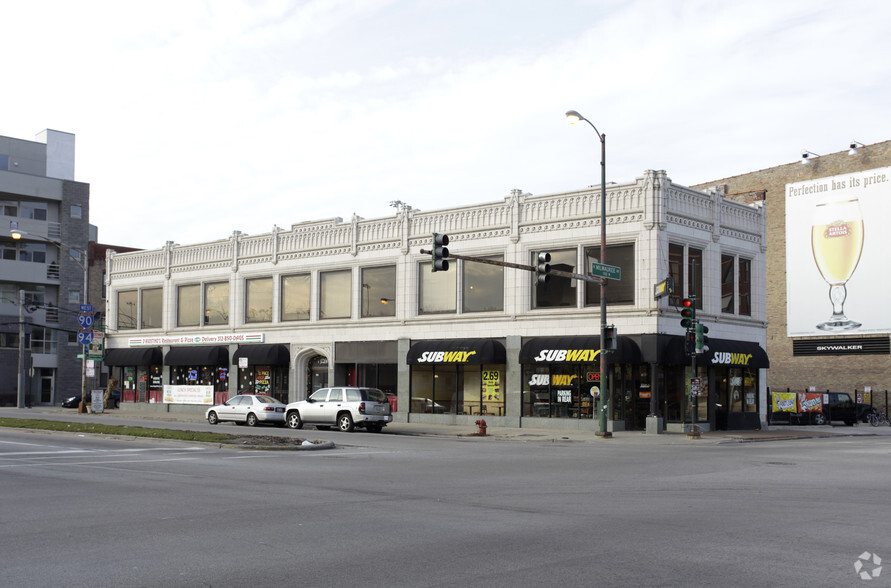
(693, 141), (891, 404)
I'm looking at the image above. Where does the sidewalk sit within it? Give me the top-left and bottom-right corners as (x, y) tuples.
(3, 405), (881, 444)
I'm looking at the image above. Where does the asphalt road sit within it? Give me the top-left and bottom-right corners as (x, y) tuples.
(2, 419), (890, 587)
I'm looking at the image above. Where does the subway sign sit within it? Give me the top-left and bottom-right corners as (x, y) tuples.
(415, 351), (478, 363)
(711, 352), (753, 366)
(532, 349), (601, 362)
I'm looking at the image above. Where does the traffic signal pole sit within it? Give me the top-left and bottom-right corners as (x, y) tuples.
(419, 250), (606, 285)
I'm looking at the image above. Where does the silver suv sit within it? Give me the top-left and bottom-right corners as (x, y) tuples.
(285, 387), (393, 432)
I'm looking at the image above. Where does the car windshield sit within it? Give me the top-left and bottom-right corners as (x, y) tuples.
(254, 395), (279, 403)
(362, 388), (387, 402)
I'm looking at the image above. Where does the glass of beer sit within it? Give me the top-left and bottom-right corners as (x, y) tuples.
(811, 198), (863, 330)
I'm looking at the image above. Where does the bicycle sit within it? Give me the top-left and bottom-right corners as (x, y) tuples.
(868, 409), (890, 427)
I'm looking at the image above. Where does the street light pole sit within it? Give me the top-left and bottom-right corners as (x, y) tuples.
(566, 109), (611, 438)
(10, 228), (89, 412)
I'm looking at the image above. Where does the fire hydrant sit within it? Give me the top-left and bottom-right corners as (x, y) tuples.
(475, 419), (487, 436)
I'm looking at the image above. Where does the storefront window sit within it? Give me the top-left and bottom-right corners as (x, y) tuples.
(141, 288), (163, 328)
(522, 364), (597, 419)
(738, 258), (752, 316)
(320, 270), (351, 319)
(245, 277), (273, 323)
(721, 255), (734, 313)
(585, 244), (635, 305)
(534, 248), (576, 308)
(361, 266), (396, 318)
(177, 284), (200, 327)
(204, 282), (229, 325)
(462, 256), (504, 313)
(118, 290), (138, 330)
(728, 367), (757, 413)
(418, 261), (456, 314)
(281, 274), (310, 321)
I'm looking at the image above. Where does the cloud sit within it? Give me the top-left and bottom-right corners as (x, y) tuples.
(4, 0), (891, 248)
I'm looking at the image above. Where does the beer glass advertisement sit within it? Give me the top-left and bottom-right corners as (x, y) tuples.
(785, 166), (891, 336)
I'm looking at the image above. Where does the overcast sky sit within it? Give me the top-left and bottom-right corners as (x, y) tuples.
(5, 0), (890, 250)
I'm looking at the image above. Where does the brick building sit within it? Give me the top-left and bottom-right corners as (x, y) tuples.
(694, 141), (891, 410)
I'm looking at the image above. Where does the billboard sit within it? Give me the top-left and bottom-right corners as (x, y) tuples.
(786, 166), (891, 337)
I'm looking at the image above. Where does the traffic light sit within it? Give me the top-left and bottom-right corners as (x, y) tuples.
(695, 323), (709, 354)
(534, 251), (551, 285)
(431, 233), (449, 272)
(685, 329), (697, 355)
(680, 297), (695, 329)
(603, 326), (617, 350)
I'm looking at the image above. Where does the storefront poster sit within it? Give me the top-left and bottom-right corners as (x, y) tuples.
(482, 370), (501, 401)
(255, 367), (271, 393)
(797, 392), (823, 412)
(771, 392), (797, 413)
(785, 166), (891, 336)
(164, 385), (214, 405)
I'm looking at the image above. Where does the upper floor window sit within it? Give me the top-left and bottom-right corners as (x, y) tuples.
(721, 255), (734, 313)
(3, 241), (47, 263)
(176, 284), (200, 327)
(0, 200), (17, 216)
(281, 274), (310, 321)
(585, 244), (635, 306)
(70, 205), (82, 219)
(463, 255), (504, 313)
(118, 290), (138, 330)
(320, 270), (351, 319)
(204, 282), (229, 325)
(141, 288), (163, 329)
(668, 243), (703, 309)
(21, 201), (48, 221)
(0, 155), (8, 171)
(245, 277), (273, 323)
(362, 266), (396, 318)
(419, 261), (456, 314)
(738, 258), (752, 316)
(534, 248), (576, 309)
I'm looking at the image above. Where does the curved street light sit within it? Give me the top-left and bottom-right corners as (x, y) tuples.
(566, 109), (610, 438)
(11, 228), (90, 412)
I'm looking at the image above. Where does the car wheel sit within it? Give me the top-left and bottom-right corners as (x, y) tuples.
(813, 413), (827, 425)
(338, 413), (355, 432)
(286, 411), (303, 430)
(246, 413), (259, 427)
(207, 411), (219, 425)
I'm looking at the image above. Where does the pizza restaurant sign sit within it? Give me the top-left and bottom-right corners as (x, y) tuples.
(129, 333), (265, 347)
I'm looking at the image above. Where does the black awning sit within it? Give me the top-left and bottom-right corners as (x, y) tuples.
(407, 339), (506, 365)
(664, 336), (769, 368)
(164, 346), (229, 366)
(520, 336), (642, 364)
(104, 347), (162, 366)
(232, 344), (290, 366)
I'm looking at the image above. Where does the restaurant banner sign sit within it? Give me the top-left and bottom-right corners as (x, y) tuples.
(129, 333), (264, 347)
(163, 385), (214, 405)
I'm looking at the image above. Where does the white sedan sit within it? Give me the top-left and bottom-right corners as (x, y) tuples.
(206, 394), (287, 426)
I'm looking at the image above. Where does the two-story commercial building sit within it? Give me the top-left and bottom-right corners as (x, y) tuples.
(103, 169), (768, 431)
